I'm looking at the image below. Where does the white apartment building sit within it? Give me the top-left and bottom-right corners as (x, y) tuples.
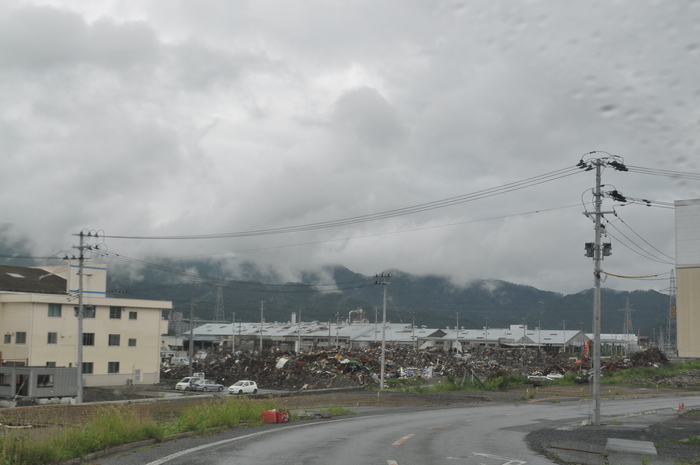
(0, 262), (171, 387)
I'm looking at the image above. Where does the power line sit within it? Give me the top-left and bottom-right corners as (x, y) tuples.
(625, 165), (700, 181)
(149, 203), (583, 259)
(102, 166), (584, 240)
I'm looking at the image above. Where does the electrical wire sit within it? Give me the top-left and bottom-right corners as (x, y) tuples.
(608, 215), (675, 262)
(152, 203), (583, 259)
(625, 165), (700, 181)
(102, 166), (584, 240)
(604, 227), (674, 265)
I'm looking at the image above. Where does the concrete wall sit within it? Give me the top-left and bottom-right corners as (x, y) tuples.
(675, 199), (700, 358)
(677, 267), (700, 357)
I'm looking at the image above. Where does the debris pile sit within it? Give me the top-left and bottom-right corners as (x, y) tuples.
(602, 347), (670, 372)
(163, 345), (574, 390)
(160, 346), (674, 391)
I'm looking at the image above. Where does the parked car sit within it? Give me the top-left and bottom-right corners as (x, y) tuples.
(175, 376), (203, 391)
(190, 379), (224, 392)
(170, 356), (190, 366)
(228, 380), (258, 395)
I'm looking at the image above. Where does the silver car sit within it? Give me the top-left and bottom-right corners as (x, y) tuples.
(190, 379), (224, 392)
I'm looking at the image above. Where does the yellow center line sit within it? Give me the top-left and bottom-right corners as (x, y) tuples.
(466, 417), (486, 422)
(393, 434), (414, 445)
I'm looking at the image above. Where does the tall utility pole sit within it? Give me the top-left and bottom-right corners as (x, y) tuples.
(579, 152), (628, 426)
(375, 273), (391, 392)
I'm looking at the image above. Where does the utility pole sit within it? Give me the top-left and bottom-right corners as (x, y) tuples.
(72, 230), (100, 404)
(374, 308), (379, 343)
(411, 312), (417, 347)
(579, 152), (627, 426)
(297, 307), (302, 353)
(335, 312), (340, 348)
(668, 270), (677, 355)
(188, 283), (196, 376)
(484, 316), (489, 347)
(231, 312), (235, 353)
(76, 231), (86, 404)
(563, 320), (566, 354)
(259, 301), (265, 352)
(375, 273), (391, 392)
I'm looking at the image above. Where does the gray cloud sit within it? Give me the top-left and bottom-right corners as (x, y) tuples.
(1, 0), (697, 296)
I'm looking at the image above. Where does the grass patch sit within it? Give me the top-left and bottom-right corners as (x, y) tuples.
(0, 398), (279, 465)
(388, 372), (531, 394)
(602, 360), (700, 386)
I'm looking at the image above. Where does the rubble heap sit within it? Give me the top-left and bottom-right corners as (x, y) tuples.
(163, 345), (589, 390)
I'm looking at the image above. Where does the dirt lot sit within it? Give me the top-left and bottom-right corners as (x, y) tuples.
(0, 382), (689, 428)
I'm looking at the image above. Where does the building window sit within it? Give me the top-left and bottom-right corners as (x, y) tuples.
(109, 306), (123, 319)
(129, 311), (137, 320)
(37, 374), (54, 387)
(74, 306), (95, 318)
(108, 334), (120, 346)
(0, 374), (10, 386)
(108, 362), (120, 374)
(46, 361), (56, 368)
(3, 334), (10, 344)
(82, 362), (93, 374)
(128, 338), (137, 347)
(48, 304), (62, 317)
(83, 333), (95, 346)
(47, 332), (57, 344)
(15, 332), (26, 344)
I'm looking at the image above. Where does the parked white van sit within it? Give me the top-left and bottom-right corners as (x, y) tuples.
(175, 376), (203, 391)
(170, 357), (189, 366)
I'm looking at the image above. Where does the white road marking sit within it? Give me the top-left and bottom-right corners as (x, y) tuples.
(428, 424), (450, 429)
(473, 452), (527, 465)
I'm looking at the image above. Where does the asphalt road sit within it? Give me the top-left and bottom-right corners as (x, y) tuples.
(97, 396), (700, 465)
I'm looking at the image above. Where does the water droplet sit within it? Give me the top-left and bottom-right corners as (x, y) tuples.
(599, 105), (616, 118)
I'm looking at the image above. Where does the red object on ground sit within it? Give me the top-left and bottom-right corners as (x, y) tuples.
(262, 409), (289, 423)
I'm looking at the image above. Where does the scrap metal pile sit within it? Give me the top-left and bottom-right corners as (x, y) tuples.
(161, 345), (622, 390)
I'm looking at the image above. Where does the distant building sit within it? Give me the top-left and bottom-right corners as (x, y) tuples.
(0, 263), (171, 389)
(189, 320), (599, 354)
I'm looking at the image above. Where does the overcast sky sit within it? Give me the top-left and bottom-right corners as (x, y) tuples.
(2, 1), (699, 295)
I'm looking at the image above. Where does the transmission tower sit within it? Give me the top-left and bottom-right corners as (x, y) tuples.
(618, 297), (634, 355)
(667, 269), (677, 355)
(214, 286), (225, 323)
